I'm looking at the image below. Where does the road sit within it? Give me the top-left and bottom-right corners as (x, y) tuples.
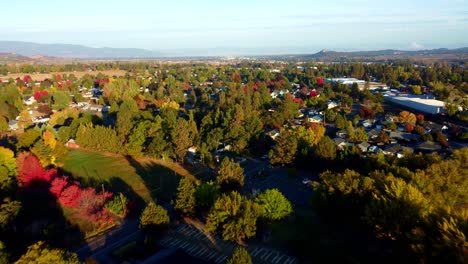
(73, 217), (142, 263)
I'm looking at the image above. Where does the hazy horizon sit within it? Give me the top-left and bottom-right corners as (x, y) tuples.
(1, 0), (467, 56)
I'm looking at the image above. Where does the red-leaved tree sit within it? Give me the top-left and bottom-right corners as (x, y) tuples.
(317, 77), (324, 86)
(16, 152), (56, 186)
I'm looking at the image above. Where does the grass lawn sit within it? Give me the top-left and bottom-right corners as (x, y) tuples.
(62, 149), (198, 204)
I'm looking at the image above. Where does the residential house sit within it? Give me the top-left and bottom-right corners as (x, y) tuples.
(65, 139), (80, 149)
(357, 142), (371, 153)
(367, 129), (380, 141)
(327, 101), (338, 109)
(308, 115), (323, 123)
(23, 96), (36, 106)
(8, 120), (18, 130)
(333, 138), (351, 149)
(266, 129), (280, 140)
(416, 141), (442, 153)
(336, 130), (347, 138)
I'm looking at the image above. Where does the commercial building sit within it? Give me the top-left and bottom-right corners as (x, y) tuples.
(384, 95), (445, 114)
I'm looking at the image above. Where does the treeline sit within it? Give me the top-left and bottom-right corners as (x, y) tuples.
(312, 149), (468, 262)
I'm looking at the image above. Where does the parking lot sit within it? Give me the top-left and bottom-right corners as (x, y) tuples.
(241, 158), (314, 206)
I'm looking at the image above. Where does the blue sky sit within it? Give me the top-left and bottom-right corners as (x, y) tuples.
(1, 0), (467, 55)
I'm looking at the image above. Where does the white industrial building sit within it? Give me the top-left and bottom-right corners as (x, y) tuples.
(326, 78), (366, 86)
(384, 95), (445, 114)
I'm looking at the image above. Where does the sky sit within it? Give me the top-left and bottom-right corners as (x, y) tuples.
(1, 0), (467, 55)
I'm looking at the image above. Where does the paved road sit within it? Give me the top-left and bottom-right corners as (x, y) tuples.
(73, 217), (141, 263)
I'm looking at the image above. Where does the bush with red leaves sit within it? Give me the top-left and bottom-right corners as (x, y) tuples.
(59, 184), (82, 207)
(50, 176), (69, 198)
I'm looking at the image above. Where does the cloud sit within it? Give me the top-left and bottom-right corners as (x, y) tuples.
(410, 42), (425, 50)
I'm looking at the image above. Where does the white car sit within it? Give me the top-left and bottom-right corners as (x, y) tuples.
(302, 178), (312, 185)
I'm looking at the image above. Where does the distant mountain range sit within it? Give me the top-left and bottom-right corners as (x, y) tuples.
(299, 48), (468, 62)
(0, 41), (467, 61)
(0, 41), (160, 59)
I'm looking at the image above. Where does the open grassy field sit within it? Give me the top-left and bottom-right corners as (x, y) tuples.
(62, 149), (198, 204)
(2, 69), (127, 81)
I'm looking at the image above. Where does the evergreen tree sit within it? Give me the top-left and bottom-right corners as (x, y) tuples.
(139, 201), (170, 233)
(227, 247), (252, 264)
(175, 177), (196, 216)
(217, 158), (245, 190)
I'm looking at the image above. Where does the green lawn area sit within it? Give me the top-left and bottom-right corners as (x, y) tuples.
(62, 149), (197, 204)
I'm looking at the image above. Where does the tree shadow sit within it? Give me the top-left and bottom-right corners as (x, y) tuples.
(124, 155), (181, 204)
(5, 178), (84, 260)
(58, 167), (147, 214)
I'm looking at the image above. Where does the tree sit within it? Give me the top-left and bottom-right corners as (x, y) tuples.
(399, 111), (417, 124)
(175, 177), (196, 216)
(139, 201), (170, 233)
(254, 189), (293, 221)
(206, 192), (260, 243)
(0, 147), (16, 191)
(105, 193), (128, 217)
(195, 181), (219, 211)
(227, 247), (252, 264)
(269, 130), (298, 166)
(351, 127), (369, 143)
(375, 130), (390, 144)
(335, 114), (347, 129)
(16, 152), (57, 186)
(0, 198), (21, 230)
(314, 136), (337, 161)
(17, 110), (32, 130)
(15, 241), (79, 264)
(217, 158), (245, 190)
(0, 241), (9, 264)
(126, 121), (147, 156)
(17, 129), (41, 149)
(52, 91), (71, 111)
(171, 118), (195, 161)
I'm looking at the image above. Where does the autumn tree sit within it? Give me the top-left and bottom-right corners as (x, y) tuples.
(17, 110), (32, 130)
(0, 147), (16, 191)
(399, 111), (417, 124)
(227, 247), (252, 264)
(17, 129), (41, 150)
(206, 192), (260, 243)
(15, 241), (79, 264)
(254, 189), (293, 221)
(217, 158), (245, 190)
(175, 177), (196, 216)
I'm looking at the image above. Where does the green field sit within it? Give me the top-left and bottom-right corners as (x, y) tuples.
(62, 149), (198, 204)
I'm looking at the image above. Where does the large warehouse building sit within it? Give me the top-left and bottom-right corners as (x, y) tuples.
(384, 95), (445, 114)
